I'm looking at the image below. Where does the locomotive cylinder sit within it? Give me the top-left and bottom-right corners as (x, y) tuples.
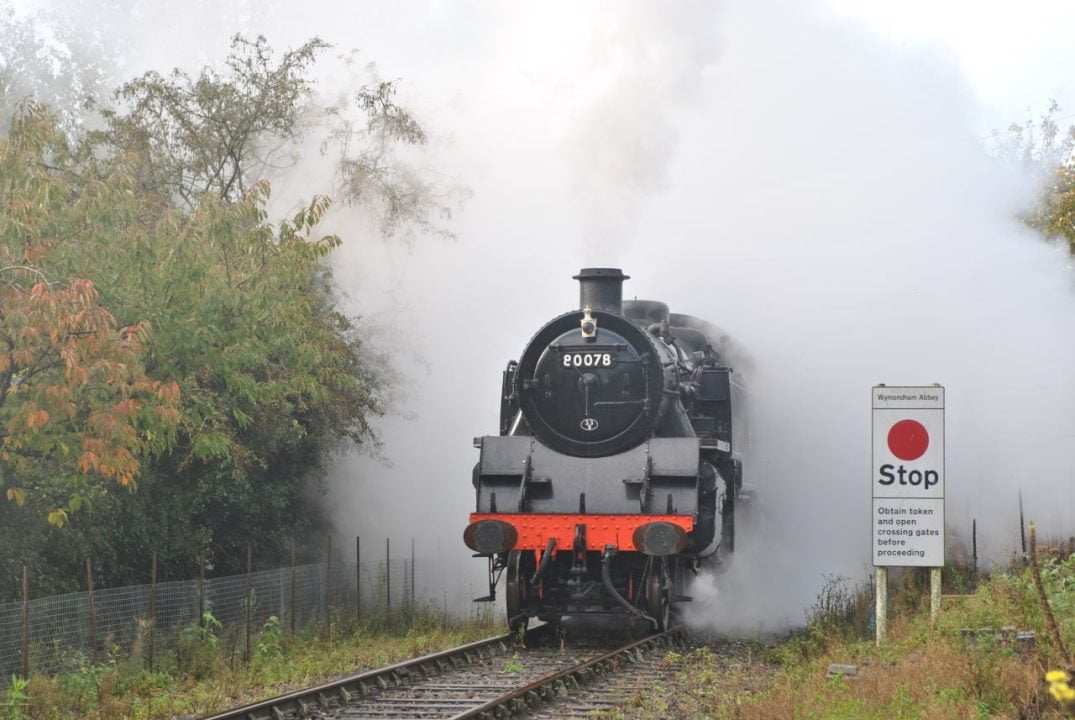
(573, 267), (629, 314)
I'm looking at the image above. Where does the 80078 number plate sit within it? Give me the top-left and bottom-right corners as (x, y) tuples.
(561, 351), (615, 368)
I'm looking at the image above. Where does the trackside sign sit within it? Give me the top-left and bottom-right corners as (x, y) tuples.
(872, 386), (944, 567)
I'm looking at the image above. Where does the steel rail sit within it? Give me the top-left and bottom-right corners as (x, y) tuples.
(199, 627), (545, 720)
(448, 625), (686, 719)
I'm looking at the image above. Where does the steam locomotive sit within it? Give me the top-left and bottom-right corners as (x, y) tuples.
(463, 269), (748, 631)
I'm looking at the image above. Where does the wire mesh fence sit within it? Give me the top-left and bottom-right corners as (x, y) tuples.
(0, 540), (429, 678)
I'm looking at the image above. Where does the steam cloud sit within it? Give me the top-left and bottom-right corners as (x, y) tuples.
(14, 0), (1075, 630)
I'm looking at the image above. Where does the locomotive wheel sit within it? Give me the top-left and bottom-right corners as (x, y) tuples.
(505, 550), (529, 633)
(645, 557), (673, 632)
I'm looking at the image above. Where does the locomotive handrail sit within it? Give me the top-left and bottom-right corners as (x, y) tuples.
(516, 455), (532, 512)
(639, 455), (652, 512)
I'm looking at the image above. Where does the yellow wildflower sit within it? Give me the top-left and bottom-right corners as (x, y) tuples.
(1050, 681), (1075, 703)
(1047, 670), (1071, 684)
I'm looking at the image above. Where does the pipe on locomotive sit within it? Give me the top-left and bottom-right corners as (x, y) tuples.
(573, 267), (629, 314)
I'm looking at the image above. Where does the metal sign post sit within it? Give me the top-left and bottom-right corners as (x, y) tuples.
(871, 385), (945, 644)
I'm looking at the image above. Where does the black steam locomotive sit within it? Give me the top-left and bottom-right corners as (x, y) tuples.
(464, 269), (748, 631)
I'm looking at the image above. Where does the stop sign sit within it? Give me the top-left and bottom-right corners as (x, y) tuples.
(871, 385), (945, 568)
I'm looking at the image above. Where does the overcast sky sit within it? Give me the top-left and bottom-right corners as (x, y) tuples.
(10, 0), (1075, 124)
(823, 0), (1075, 125)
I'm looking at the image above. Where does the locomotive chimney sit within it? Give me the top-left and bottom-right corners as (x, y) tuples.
(573, 267), (629, 314)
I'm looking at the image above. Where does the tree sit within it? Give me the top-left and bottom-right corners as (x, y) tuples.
(0, 103), (180, 526)
(0, 1), (114, 134)
(15, 174), (383, 588)
(88, 34), (462, 238)
(996, 101), (1075, 251)
(1032, 163), (1075, 251)
(0, 34), (458, 595)
(94, 35), (327, 207)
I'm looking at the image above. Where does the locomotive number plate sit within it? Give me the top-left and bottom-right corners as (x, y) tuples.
(561, 352), (615, 368)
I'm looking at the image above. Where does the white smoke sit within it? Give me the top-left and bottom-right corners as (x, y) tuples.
(14, 0), (1075, 629)
(631, 1), (1075, 631)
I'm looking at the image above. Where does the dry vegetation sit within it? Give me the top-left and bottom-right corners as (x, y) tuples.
(608, 546), (1075, 719)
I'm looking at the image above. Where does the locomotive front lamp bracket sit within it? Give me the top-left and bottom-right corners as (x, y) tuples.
(580, 307), (597, 339)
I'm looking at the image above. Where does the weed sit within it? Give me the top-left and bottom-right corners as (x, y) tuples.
(659, 650), (682, 668)
(502, 654), (523, 673)
(254, 616), (283, 664)
(176, 612), (223, 679)
(57, 656), (107, 705)
(512, 622), (527, 647)
(3, 674), (30, 720)
(807, 573), (873, 641)
(6, 609), (499, 720)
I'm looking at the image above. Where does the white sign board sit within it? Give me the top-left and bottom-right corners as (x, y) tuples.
(871, 386), (944, 567)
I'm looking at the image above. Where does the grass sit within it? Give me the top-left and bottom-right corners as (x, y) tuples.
(605, 548), (1075, 719)
(12, 548), (1075, 718)
(4, 604), (499, 720)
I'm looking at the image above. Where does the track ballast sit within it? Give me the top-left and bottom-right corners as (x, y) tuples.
(200, 624), (687, 720)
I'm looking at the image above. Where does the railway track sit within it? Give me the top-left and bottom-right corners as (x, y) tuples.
(200, 623), (688, 720)
(524, 643), (684, 719)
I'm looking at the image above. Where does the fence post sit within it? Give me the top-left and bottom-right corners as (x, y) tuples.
(1019, 490), (1026, 560)
(148, 552), (157, 673)
(324, 536), (332, 639)
(244, 544), (252, 663)
(356, 536), (361, 621)
(971, 518), (978, 581)
(290, 541), (296, 638)
(22, 566), (28, 679)
(386, 538), (391, 610)
(198, 556), (205, 627)
(86, 558), (98, 665)
(411, 538), (416, 606)
(1029, 522), (1071, 664)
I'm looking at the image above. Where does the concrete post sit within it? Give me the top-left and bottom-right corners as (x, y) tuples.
(875, 567), (887, 646)
(930, 567), (941, 624)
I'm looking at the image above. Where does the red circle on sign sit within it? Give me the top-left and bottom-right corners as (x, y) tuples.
(887, 419), (929, 461)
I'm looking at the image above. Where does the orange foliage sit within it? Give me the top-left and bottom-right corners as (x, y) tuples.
(24, 409), (49, 428)
(1, 241), (180, 519)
